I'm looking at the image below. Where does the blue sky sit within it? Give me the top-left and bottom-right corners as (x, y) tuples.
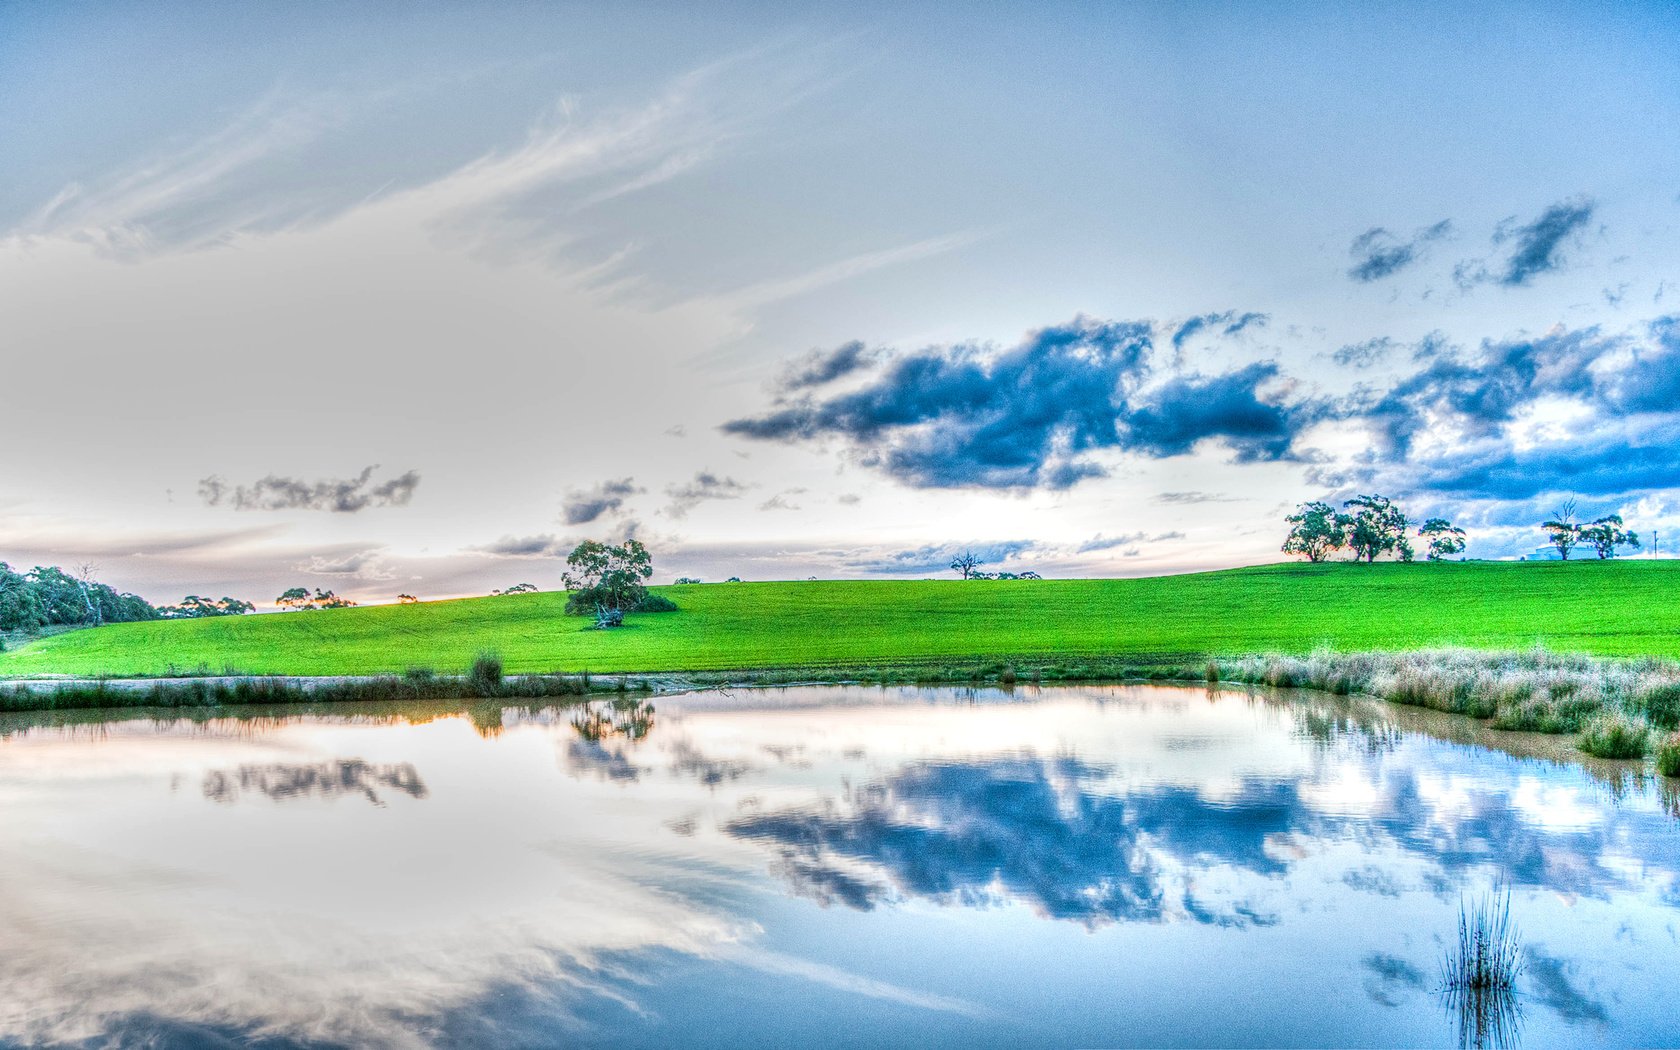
(2, 1), (1678, 602)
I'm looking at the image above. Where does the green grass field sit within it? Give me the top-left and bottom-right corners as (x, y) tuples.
(2, 561), (1677, 679)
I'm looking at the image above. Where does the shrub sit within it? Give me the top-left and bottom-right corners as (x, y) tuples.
(1578, 712), (1649, 760)
(1657, 734), (1680, 778)
(1636, 682), (1680, 730)
(634, 592), (679, 613)
(467, 651), (504, 696)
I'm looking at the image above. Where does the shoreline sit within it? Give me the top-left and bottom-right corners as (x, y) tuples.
(3, 648), (1678, 779)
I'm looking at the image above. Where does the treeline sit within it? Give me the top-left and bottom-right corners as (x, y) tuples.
(0, 563), (157, 631)
(0, 561), (260, 633)
(1282, 495), (1464, 563)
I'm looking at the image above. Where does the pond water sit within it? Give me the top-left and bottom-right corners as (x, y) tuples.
(1, 684), (1676, 1048)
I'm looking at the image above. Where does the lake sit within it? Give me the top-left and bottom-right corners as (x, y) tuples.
(1, 684), (1675, 1048)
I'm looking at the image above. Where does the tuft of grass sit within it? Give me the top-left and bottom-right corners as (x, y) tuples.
(1656, 733), (1680, 778)
(1636, 681), (1680, 730)
(1441, 888), (1524, 993)
(1579, 711), (1649, 759)
(467, 651), (504, 696)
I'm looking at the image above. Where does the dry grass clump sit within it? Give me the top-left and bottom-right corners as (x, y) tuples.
(1214, 647), (1680, 753)
(1657, 733), (1680, 778)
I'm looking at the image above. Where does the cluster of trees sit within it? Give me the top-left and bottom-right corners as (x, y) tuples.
(0, 562), (158, 631)
(157, 596), (255, 619)
(276, 587), (357, 611)
(490, 583), (537, 596)
(1283, 495), (1466, 563)
(1541, 499), (1640, 560)
(950, 550), (1043, 580)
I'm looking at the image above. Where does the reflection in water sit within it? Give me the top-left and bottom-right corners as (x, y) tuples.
(572, 698), (656, 742)
(202, 759), (428, 805)
(1443, 984), (1524, 1050)
(726, 756), (1294, 925)
(0, 684), (1674, 1048)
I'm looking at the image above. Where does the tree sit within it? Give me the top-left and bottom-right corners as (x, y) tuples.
(276, 587), (316, 611)
(1541, 499), (1580, 560)
(1579, 515), (1640, 559)
(562, 539), (656, 620)
(1282, 501), (1350, 562)
(1343, 494), (1412, 563)
(1416, 519), (1466, 561)
(158, 595), (254, 618)
(491, 582), (537, 596)
(397, 593), (419, 604)
(674, 577), (702, 585)
(313, 589), (356, 610)
(950, 550), (982, 579)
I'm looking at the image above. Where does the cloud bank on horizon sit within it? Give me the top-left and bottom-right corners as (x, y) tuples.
(1, 1), (1677, 603)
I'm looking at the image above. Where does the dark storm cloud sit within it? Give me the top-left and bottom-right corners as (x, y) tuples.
(560, 477), (642, 525)
(664, 471), (748, 517)
(1171, 310), (1267, 349)
(776, 340), (874, 390)
(198, 466), (419, 512)
(1125, 362), (1321, 462)
(724, 316), (1320, 491)
(1346, 220), (1451, 282)
(1497, 197), (1595, 286)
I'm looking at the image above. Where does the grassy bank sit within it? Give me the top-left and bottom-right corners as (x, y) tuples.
(1210, 648), (1680, 760)
(4, 560), (1680, 679)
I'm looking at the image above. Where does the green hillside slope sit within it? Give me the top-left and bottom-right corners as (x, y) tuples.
(2, 561), (1675, 678)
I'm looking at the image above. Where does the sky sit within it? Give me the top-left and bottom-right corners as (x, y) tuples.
(2, 0), (1679, 604)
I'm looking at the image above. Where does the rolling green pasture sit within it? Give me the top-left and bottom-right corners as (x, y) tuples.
(2, 561), (1677, 679)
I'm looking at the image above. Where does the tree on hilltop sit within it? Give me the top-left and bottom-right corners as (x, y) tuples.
(562, 539), (676, 626)
(1416, 519), (1466, 561)
(1344, 494), (1412, 563)
(1580, 514), (1640, 559)
(1282, 501), (1350, 562)
(1542, 499), (1581, 560)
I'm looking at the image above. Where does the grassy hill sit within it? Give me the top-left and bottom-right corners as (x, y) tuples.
(2, 560), (1677, 679)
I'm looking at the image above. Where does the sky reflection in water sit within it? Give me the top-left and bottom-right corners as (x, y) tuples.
(0, 685), (1675, 1048)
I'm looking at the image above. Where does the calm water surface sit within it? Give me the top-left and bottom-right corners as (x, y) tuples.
(1, 684), (1676, 1048)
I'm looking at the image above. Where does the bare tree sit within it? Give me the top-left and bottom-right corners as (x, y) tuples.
(950, 549), (982, 579)
(75, 562), (102, 625)
(1542, 499), (1580, 560)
